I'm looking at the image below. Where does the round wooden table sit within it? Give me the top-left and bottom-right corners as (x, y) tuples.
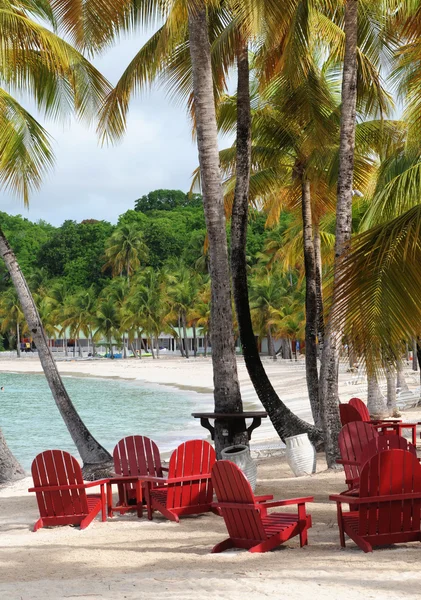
(192, 411), (268, 444)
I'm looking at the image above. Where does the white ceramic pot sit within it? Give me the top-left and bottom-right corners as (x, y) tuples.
(221, 444), (257, 491)
(285, 433), (316, 477)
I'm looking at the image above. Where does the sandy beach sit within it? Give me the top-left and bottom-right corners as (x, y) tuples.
(1, 356), (421, 599)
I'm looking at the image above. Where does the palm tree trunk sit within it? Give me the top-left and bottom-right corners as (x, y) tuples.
(123, 334), (127, 359)
(182, 311), (189, 359)
(155, 336), (160, 358)
(413, 338), (418, 371)
(0, 426), (25, 484)
(386, 365), (398, 417)
(150, 337), (155, 359)
(204, 334), (208, 357)
(319, 0), (358, 466)
(397, 360), (409, 392)
(229, 42), (322, 448)
(193, 322), (197, 358)
(177, 313), (185, 357)
(16, 321), (20, 358)
(64, 335), (68, 357)
(313, 221), (324, 353)
(188, 6), (247, 455)
(267, 326), (276, 359)
(301, 176), (321, 428)
(0, 228), (112, 476)
(367, 374), (388, 419)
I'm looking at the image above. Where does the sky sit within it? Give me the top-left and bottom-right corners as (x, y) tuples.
(2, 32), (203, 226)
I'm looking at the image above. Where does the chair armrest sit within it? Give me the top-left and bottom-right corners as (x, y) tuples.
(28, 479), (109, 493)
(161, 467), (169, 472)
(262, 496), (314, 508)
(255, 494), (274, 503)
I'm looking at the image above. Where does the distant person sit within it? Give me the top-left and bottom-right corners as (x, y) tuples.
(25, 342), (31, 352)
(1, 386), (4, 391)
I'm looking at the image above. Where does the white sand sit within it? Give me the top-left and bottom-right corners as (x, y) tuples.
(1, 356), (421, 599)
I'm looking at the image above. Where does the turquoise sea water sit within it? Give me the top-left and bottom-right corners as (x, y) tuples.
(0, 372), (207, 470)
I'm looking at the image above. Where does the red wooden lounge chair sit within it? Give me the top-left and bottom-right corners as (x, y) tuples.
(360, 435), (417, 466)
(143, 439), (216, 522)
(211, 460), (313, 553)
(337, 422), (378, 491)
(330, 449), (421, 552)
(108, 435), (167, 517)
(29, 450), (107, 531)
(347, 397), (417, 445)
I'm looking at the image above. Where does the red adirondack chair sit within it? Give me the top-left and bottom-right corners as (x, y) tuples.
(339, 403), (363, 427)
(143, 439), (216, 522)
(330, 449), (421, 552)
(28, 450), (107, 531)
(360, 435), (417, 465)
(211, 460), (313, 553)
(109, 435), (167, 516)
(337, 422), (378, 491)
(348, 397), (417, 445)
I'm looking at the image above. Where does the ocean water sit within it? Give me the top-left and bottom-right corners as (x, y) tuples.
(0, 372), (209, 470)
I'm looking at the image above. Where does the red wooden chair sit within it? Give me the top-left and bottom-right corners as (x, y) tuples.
(28, 450), (107, 531)
(211, 460), (313, 553)
(330, 449), (421, 552)
(108, 435), (167, 517)
(360, 435), (417, 466)
(143, 439), (216, 522)
(337, 422), (378, 491)
(348, 397), (417, 445)
(339, 403), (363, 426)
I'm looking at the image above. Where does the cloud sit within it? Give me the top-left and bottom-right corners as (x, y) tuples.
(1, 35), (199, 226)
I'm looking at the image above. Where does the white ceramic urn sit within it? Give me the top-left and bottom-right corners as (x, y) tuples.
(220, 444), (257, 491)
(285, 433), (316, 477)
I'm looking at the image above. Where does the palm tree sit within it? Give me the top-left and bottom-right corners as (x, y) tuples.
(103, 224), (148, 283)
(95, 298), (121, 358)
(0, 287), (27, 356)
(0, 1), (113, 477)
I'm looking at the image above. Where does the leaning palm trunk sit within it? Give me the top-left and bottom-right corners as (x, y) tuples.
(188, 6), (246, 455)
(182, 311), (189, 358)
(301, 176), (321, 428)
(319, 0), (358, 467)
(367, 374), (388, 419)
(229, 43), (323, 448)
(0, 228), (112, 477)
(0, 426), (25, 484)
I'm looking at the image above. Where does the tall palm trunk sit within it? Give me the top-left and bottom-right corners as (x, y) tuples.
(313, 221), (324, 353)
(386, 365), (398, 417)
(319, 0), (358, 466)
(413, 338), (418, 371)
(267, 326), (276, 359)
(0, 427), (25, 484)
(301, 176), (321, 428)
(182, 310), (189, 358)
(177, 313), (185, 357)
(192, 322), (197, 357)
(16, 321), (20, 358)
(229, 43), (322, 447)
(0, 228), (112, 476)
(397, 360), (409, 392)
(367, 374), (388, 419)
(187, 5), (246, 455)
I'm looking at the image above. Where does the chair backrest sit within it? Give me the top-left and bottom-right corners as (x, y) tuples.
(360, 435), (417, 467)
(339, 403), (363, 426)
(31, 450), (88, 518)
(166, 439), (216, 509)
(349, 397), (371, 422)
(358, 450), (421, 537)
(212, 460), (266, 541)
(113, 435), (163, 478)
(338, 422), (378, 485)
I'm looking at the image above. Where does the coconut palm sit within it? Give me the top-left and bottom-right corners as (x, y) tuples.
(95, 298), (121, 358)
(0, 0), (113, 477)
(103, 224), (149, 283)
(0, 288), (27, 357)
